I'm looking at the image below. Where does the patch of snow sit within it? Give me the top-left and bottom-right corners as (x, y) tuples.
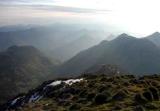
(48, 80), (62, 86)
(11, 98), (20, 106)
(9, 78), (84, 109)
(64, 78), (84, 85)
(48, 78), (84, 86)
(29, 93), (42, 103)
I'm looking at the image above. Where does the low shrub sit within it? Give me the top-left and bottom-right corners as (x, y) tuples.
(135, 94), (147, 104)
(149, 87), (159, 100)
(142, 91), (153, 101)
(87, 92), (96, 101)
(94, 93), (108, 104)
(112, 90), (127, 101)
(69, 103), (81, 111)
(133, 105), (145, 111)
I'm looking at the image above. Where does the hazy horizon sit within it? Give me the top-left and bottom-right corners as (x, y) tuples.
(1, 0), (160, 36)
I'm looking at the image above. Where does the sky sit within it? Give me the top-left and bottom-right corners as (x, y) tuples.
(0, 0), (160, 36)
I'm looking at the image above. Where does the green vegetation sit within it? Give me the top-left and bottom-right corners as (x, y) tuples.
(9, 74), (160, 111)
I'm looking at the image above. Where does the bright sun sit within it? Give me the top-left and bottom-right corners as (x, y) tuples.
(91, 0), (160, 36)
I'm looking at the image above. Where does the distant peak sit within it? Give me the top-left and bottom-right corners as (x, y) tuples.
(151, 32), (160, 36)
(119, 33), (129, 37)
(113, 33), (135, 42)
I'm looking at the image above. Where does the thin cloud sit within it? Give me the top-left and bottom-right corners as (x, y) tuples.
(0, 0), (110, 26)
(0, 4), (110, 14)
(0, 0), (110, 14)
(32, 5), (110, 14)
(0, 0), (54, 4)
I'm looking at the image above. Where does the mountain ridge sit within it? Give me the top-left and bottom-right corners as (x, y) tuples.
(0, 45), (55, 105)
(146, 32), (160, 47)
(57, 33), (160, 75)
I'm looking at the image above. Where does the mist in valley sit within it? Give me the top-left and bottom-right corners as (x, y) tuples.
(1, 0), (160, 110)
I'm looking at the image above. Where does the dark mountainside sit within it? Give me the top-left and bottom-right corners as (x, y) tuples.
(57, 33), (160, 75)
(0, 46), (55, 105)
(146, 32), (160, 47)
(2, 70), (160, 111)
(0, 24), (106, 62)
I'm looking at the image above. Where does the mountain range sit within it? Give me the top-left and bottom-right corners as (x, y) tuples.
(1, 30), (160, 106)
(57, 33), (160, 76)
(0, 24), (108, 62)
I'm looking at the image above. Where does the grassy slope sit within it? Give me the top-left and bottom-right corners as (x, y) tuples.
(14, 74), (160, 111)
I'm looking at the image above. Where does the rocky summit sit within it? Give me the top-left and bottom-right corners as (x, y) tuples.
(2, 73), (160, 111)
